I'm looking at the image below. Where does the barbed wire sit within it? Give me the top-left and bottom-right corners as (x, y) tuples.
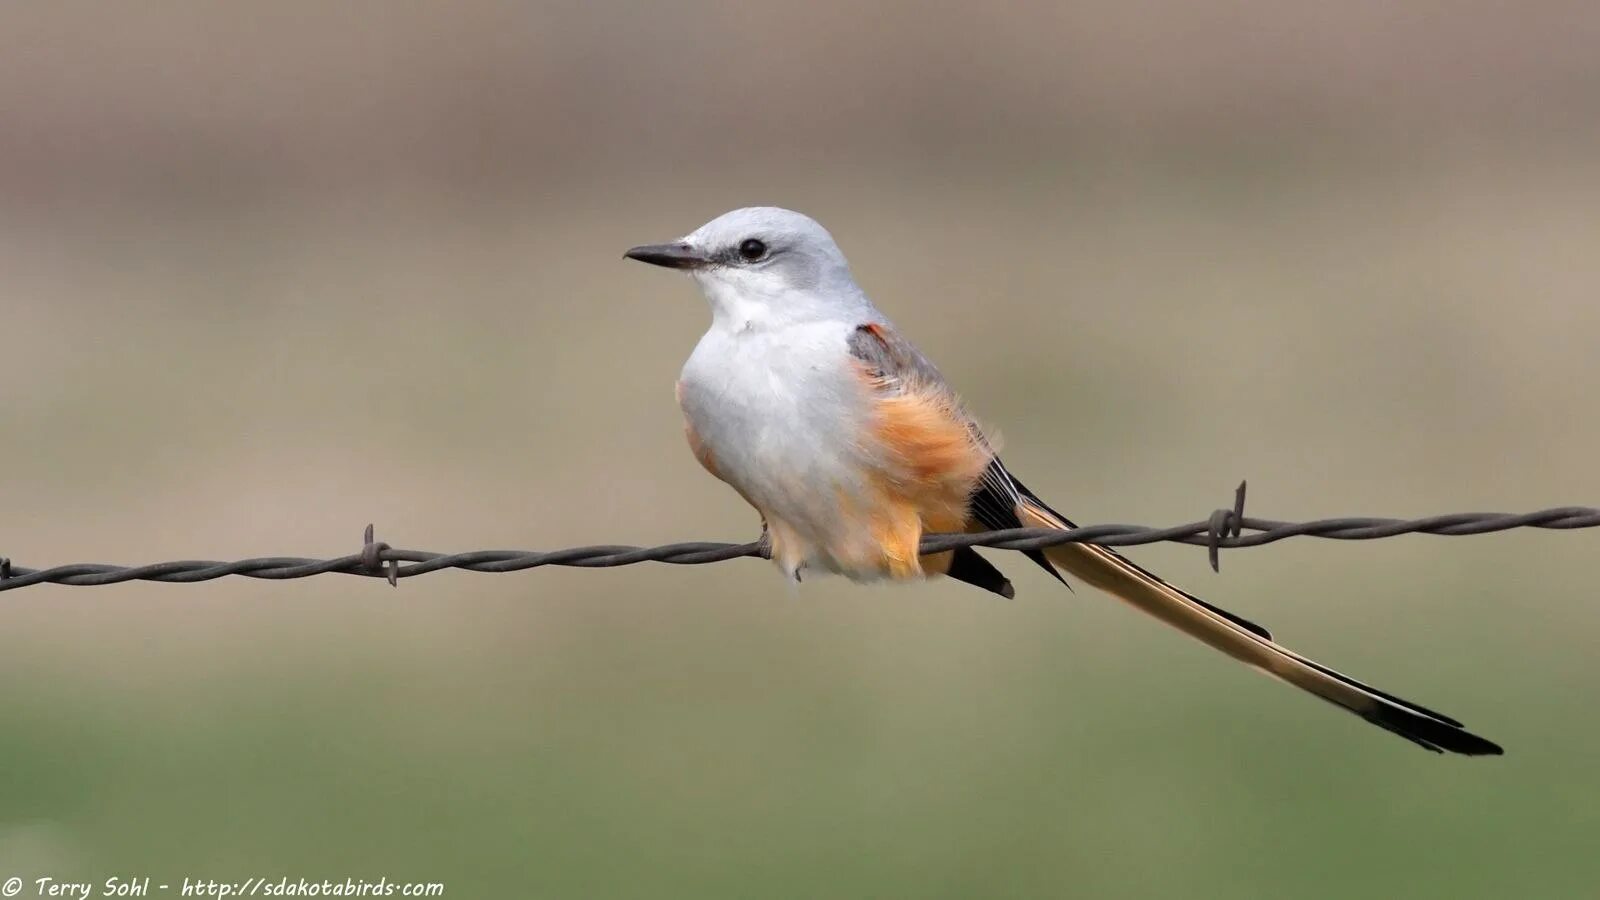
(2, 483), (1594, 592)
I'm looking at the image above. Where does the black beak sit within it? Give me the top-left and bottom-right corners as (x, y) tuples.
(624, 242), (709, 270)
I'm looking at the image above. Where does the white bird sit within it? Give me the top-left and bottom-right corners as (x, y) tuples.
(626, 206), (1501, 756)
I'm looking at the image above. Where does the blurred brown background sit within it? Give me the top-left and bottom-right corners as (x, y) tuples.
(2, 2), (1596, 897)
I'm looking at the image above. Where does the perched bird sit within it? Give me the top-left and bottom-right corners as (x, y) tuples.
(625, 207), (1501, 756)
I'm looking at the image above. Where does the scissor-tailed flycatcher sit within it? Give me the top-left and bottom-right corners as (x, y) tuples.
(626, 206), (1501, 755)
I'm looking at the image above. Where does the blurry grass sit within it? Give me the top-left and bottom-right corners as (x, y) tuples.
(1, 565), (1593, 899)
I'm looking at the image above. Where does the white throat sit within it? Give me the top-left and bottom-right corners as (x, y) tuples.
(690, 270), (873, 335)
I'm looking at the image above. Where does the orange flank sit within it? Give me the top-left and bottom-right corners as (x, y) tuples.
(859, 369), (992, 579)
(858, 489), (924, 579)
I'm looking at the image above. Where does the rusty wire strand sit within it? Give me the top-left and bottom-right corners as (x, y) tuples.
(1, 487), (1594, 591)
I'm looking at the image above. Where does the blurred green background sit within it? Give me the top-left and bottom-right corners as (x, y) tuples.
(2, 2), (1597, 897)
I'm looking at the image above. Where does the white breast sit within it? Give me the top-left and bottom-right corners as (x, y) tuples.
(678, 318), (877, 573)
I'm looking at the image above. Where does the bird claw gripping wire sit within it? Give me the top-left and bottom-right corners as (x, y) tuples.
(361, 524), (398, 587)
(0, 557), (11, 582)
(1207, 481), (1248, 573)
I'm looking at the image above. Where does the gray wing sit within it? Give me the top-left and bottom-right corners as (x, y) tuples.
(846, 320), (956, 397)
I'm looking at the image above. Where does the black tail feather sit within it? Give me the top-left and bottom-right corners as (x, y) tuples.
(944, 547), (1015, 598)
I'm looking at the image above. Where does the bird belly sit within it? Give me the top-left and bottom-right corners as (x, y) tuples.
(678, 323), (982, 582)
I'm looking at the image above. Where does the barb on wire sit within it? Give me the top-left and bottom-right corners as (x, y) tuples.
(2, 482), (1595, 591)
(1207, 481), (1249, 572)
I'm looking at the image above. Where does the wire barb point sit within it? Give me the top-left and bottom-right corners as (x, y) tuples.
(361, 524), (398, 587)
(1207, 480), (1249, 573)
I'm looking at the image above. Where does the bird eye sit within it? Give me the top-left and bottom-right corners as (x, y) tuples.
(738, 238), (768, 261)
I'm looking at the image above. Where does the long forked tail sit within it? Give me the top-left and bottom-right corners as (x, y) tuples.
(1016, 498), (1503, 755)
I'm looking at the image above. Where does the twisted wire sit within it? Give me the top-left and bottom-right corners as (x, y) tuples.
(2, 499), (1593, 592)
